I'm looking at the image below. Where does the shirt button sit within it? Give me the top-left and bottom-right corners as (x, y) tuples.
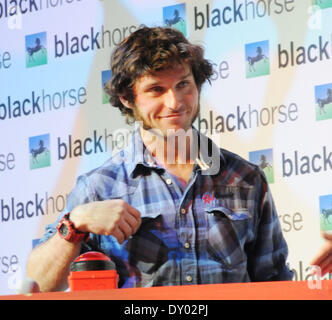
(180, 208), (186, 215)
(184, 242), (190, 249)
(166, 178), (172, 185)
(186, 275), (192, 282)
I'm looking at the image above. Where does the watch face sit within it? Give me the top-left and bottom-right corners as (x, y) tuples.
(59, 223), (69, 237)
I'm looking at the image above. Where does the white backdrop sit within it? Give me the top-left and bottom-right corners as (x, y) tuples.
(1, 0), (332, 295)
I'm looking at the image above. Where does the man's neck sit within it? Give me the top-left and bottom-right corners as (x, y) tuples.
(140, 126), (197, 183)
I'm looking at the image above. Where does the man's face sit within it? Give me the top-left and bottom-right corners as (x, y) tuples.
(129, 63), (200, 136)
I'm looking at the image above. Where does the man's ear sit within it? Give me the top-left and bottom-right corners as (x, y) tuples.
(119, 96), (134, 110)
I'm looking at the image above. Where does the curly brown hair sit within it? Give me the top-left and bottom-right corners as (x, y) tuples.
(104, 26), (213, 124)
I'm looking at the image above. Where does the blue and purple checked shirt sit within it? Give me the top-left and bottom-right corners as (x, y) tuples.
(40, 127), (293, 287)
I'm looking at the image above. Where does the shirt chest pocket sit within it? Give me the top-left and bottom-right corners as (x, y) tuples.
(126, 209), (178, 275)
(204, 204), (252, 269)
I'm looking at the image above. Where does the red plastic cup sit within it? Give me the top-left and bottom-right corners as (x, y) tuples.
(68, 251), (118, 291)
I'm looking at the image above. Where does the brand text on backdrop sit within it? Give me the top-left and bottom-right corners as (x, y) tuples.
(194, 0), (295, 30)
(0, 0), (83, 20)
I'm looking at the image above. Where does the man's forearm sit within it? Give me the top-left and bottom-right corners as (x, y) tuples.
(26, 233), (81, 292)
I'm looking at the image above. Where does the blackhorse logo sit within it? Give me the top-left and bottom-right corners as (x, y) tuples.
(102, 70), (112, 104)
(314, 83), (332, 121)
(25, 32), (47, 68)
(245, 40), (270, 78)
(319, 194), (332, 232)
(249, 148), (274, 184)
(163, 3), (187, 36)
(29, 134), (51, 169)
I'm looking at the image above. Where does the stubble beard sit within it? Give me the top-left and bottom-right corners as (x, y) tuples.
(132, 103), (201, 139)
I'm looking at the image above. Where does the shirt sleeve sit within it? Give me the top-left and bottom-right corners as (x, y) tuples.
(246, 168), (294, 282)
(37, 174), (96, 246)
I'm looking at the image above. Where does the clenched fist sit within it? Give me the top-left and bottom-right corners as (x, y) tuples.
(69, 199), (141, 243)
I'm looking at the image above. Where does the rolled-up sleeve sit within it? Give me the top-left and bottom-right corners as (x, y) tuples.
(37, 175), (95, 246)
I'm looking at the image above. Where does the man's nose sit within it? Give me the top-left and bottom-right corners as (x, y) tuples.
(164, 89), (181, 111)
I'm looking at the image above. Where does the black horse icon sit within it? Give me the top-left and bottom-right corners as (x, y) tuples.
(247, 46), (268, 72)
(259, 155), (272, 171)
(27, 37), (46, 62)
(321, 208), (332, 225)
(31, 140), (49, 164)
(317, 88), (332, 115)
(165, 9), (184, 27)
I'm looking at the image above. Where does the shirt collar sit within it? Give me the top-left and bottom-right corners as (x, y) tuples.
(125, 125), (226, 178)
(125, 126), (160, 178)
(193, 127), (226, 175)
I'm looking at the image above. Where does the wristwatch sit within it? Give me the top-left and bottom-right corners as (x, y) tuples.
(56, 213), (89, 243)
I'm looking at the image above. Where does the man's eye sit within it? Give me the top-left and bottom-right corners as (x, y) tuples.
(177, 80), (189, 88)
(151, 86), (164, 93)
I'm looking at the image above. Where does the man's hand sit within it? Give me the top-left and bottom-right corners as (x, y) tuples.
(70, 199), (141, 243)
(310, 233), (332, 276)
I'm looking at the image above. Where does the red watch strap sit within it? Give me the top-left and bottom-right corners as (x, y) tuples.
(57, 213), (89, 243)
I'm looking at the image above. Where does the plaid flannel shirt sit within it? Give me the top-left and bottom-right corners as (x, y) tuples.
(40, 127), (293, 287)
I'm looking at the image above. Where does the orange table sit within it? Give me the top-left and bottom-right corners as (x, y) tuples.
(1, 280), (332, 300)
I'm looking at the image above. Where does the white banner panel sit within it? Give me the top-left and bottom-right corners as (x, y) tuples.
(0, 0), (331, 294)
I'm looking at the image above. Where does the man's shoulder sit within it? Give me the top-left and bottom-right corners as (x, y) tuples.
(220, 147), (257, 170)
(219, 147), (265, 184)
(74, 145), (139, 199)
(84, 147), (133, 180)
(194, 129), (262, 180)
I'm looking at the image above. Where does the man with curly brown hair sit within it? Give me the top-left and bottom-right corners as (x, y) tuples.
(27, 27), (292, 292)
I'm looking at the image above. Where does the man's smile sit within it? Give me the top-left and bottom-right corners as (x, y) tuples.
(158, 111), (188, 119)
